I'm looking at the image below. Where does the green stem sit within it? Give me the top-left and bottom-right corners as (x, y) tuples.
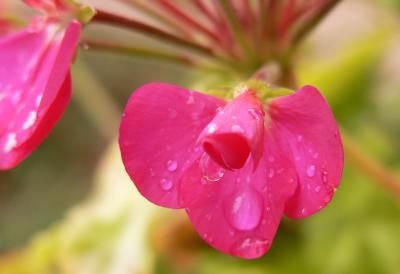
(82, 40), (197, 67)
(343, 132), (400, 200)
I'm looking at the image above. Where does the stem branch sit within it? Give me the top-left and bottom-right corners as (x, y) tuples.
(343, 132), (400, 200)
(92, 9), (215, 57)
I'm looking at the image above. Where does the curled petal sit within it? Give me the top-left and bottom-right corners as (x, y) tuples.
(268, 85), (344, 218)
(198, 91), (264, 170)
(0, 21), (81, 169)
(119, 83), (225, 209)
(181, 131), (296, 259)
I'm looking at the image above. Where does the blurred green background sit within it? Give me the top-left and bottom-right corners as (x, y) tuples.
(1, 0), (400, 273)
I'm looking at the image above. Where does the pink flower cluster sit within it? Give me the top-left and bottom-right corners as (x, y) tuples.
(0, 0), (344, 259)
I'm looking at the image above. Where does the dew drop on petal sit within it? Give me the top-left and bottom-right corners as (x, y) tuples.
(160, 178), (173, 191)
(168, 108), (178, 119)
(248, 108), (261, 120)
(166, 160), (178, 172)
(231, 124), (244, 133)
(232, 237), (270, 258)
(301, 208), (308, 216)
(22, 111), (37, 130)
(226, 188), (263, 231)
(207, 123), (217, 134)
(200, 153), (225, 182)
(268, 169), (274, 178)
(3, 133), (17, 152)
(186, 94), (195, 105)
(306, 165), (316, 178)
(297, 135), (303, 142)
(315, 186), (321, 193)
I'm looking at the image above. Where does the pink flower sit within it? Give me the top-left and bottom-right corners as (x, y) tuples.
(119, 83), (344, 259)
(0, 0), (81, 169)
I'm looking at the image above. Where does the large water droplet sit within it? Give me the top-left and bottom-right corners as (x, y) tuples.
(306, 165), (316, 177)
(226, 188), (263, 231)
(166, 160), (178, 172)
(200, 153), (225, 182)
(160, 178), (172, 190)
(232, 237), (269, 258)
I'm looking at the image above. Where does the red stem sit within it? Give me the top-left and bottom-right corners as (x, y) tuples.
(92, 9), (215, 57)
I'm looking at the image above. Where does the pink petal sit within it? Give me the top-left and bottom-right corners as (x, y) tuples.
(0, 20), (81, 169)
(24, 0), (67, 13)
(119, 83), (225, 209)
(198, 91), (264, 170)
(181, 131), (297, 259)
(268, 85), (344, 218)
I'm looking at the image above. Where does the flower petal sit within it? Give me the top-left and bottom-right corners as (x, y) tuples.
(119, 83), (225, 209)
(0, 21), (81, 169)
(198, 91), (264, 170)
(181, 130), (297, 259)
(268, 85), (344, 218)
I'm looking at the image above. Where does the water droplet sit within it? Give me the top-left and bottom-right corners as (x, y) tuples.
(231, 124), (244, 133)
(268, 156), (275, 163)
(301, 208), (308, 216)
(215, 106), (223, 114)
(232, 237), (269, 258)
(225, 188), (263, 231)
(22, 111), (37, 130)
(168, 108), (178, 118)
(3, 133), (17, 152)
(160, 178), (172, 190)
(207, 123), (217, 134)
(186, 94), (195, 105)
(297, 135), (303, 142)
(306, 165), (316, 177)
(323, 195), (331, 204)
(315, 186), (321, 193)
(313, 152), (319, 159)
(166, 160), (178, 172)
(248, 108), (261, 120)
(268, 169), (275, 178)
(321, 170), (328, 183)
(36, 94), (43, 107)
(200, 153), (225, 182)
(82, 43), (90, 50)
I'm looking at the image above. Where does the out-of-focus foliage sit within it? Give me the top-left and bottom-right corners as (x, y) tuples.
(1, 1), (400, 274)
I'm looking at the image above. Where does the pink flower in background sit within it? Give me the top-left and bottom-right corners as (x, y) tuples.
(0, 0), (81, 169)
(119, 83), (344, 259)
